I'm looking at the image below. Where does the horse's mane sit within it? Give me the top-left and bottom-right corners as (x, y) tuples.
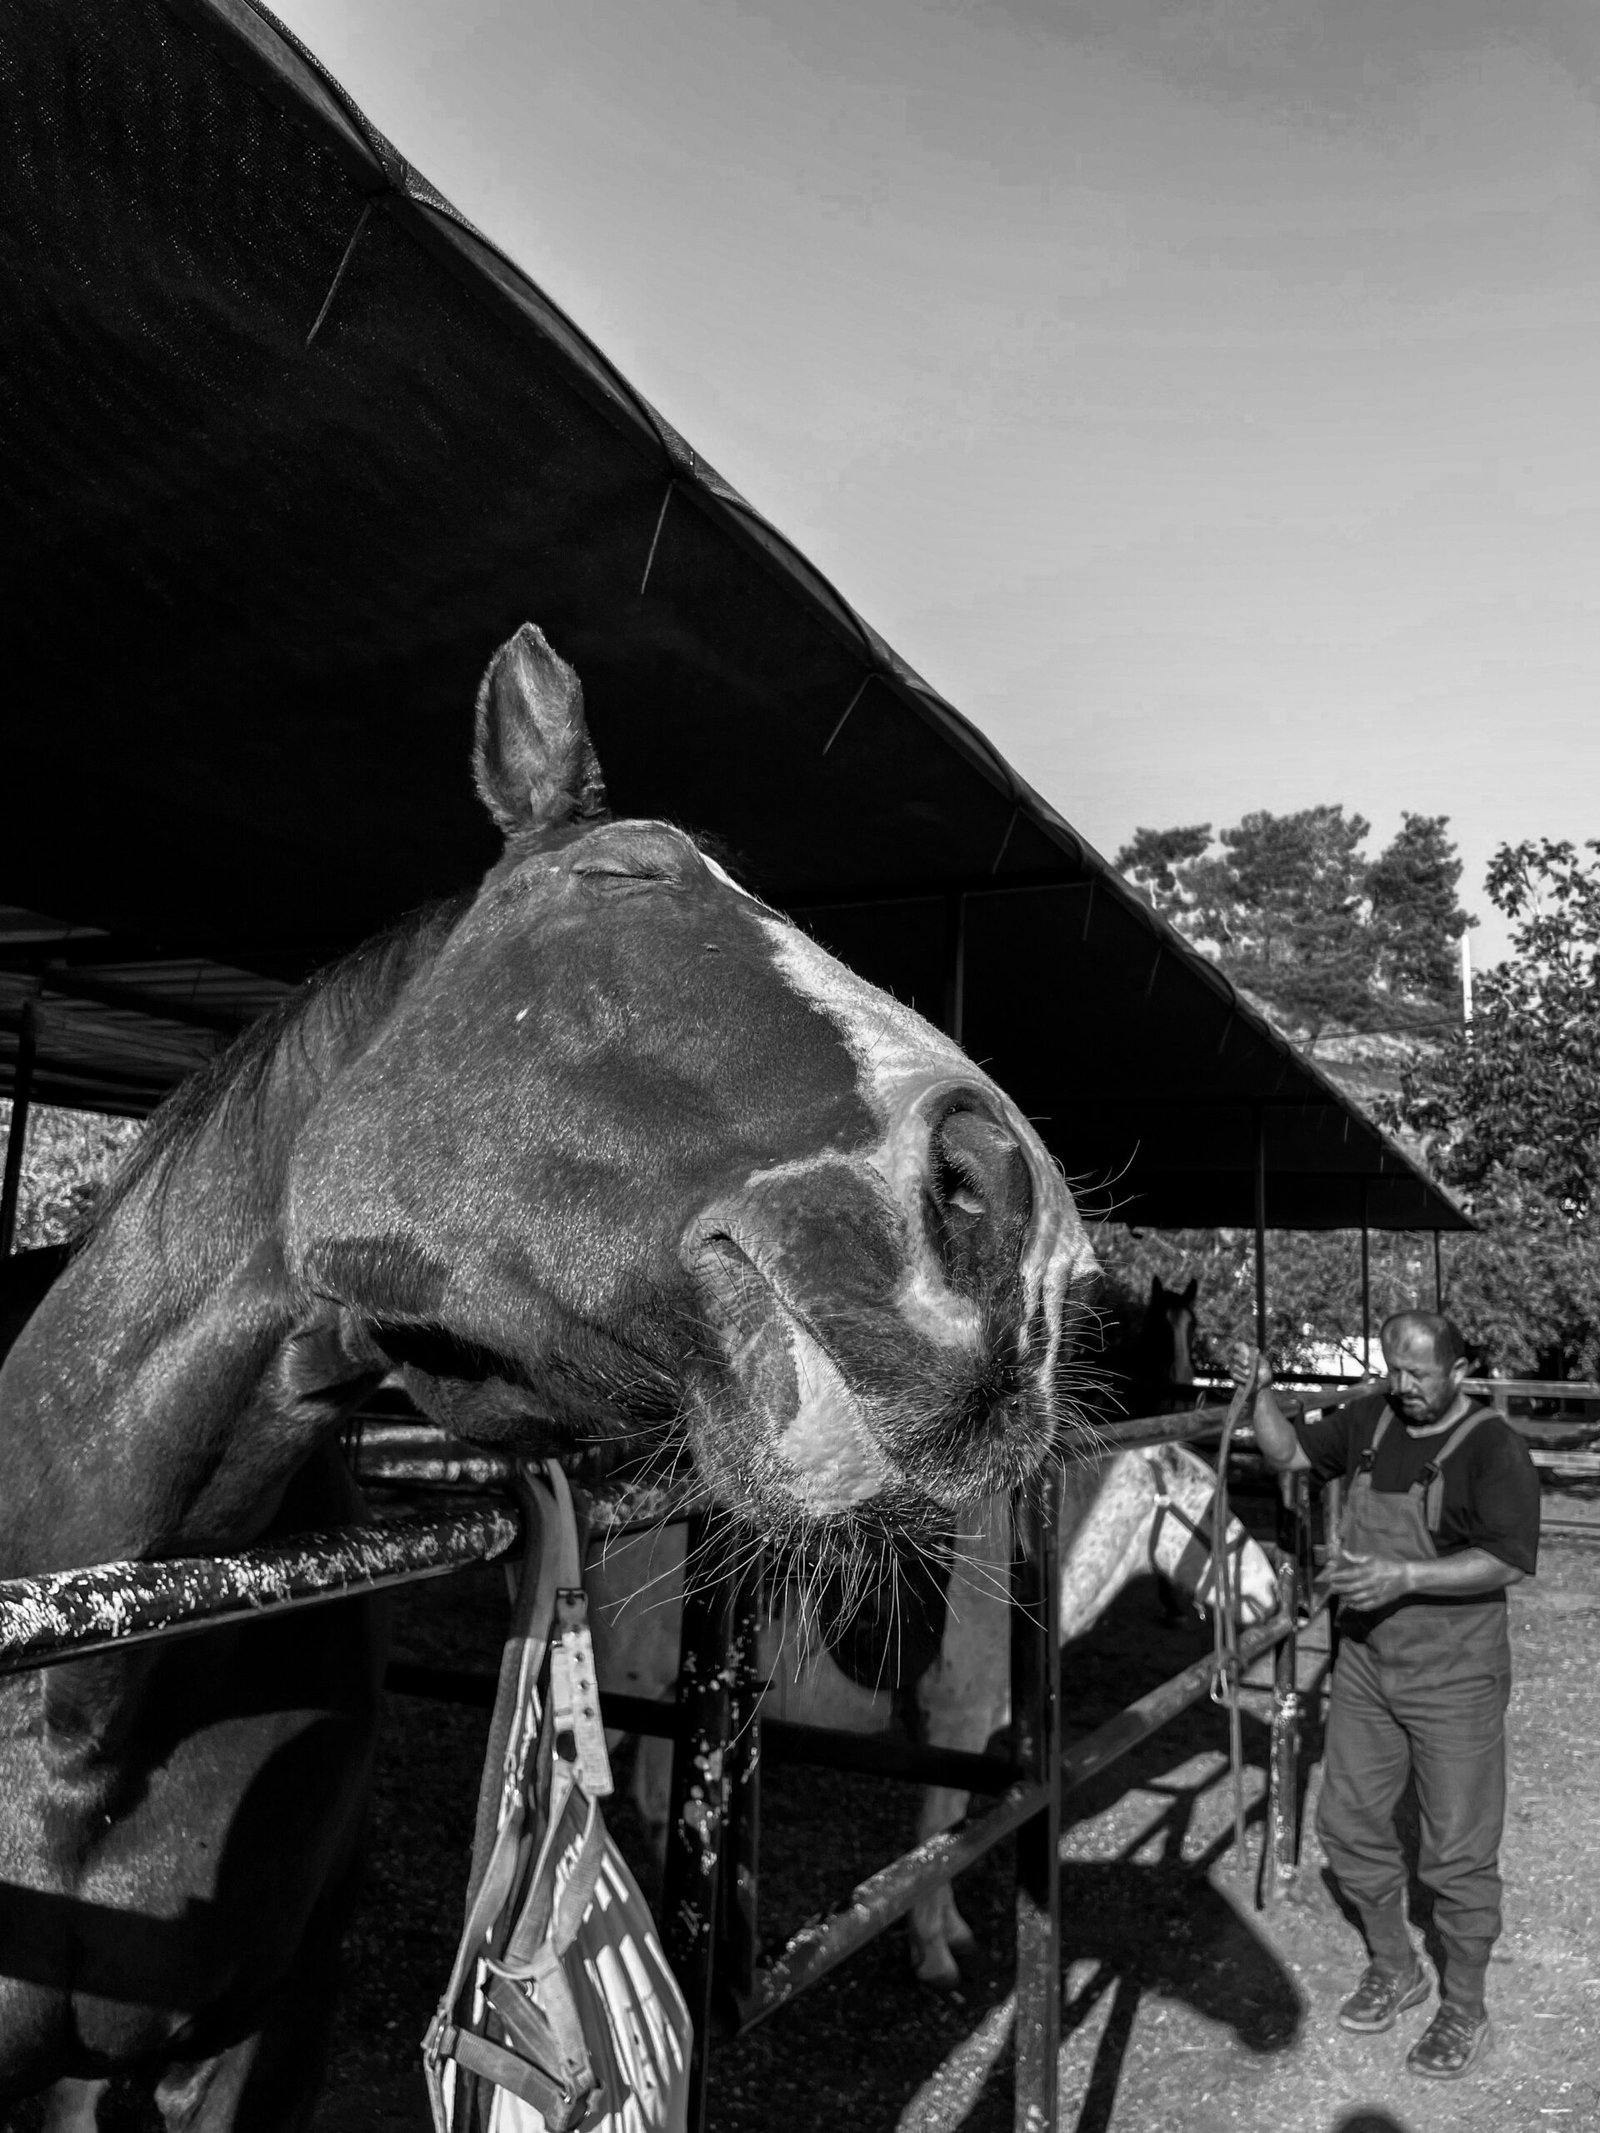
(89, 896), (471, 1239)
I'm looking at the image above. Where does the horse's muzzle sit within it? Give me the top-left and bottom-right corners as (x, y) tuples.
(680, 1098), (1079, 1527)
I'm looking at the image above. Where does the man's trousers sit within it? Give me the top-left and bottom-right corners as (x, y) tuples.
(1316, 1622), (1510, 2014)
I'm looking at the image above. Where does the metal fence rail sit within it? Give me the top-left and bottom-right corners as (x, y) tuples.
(0, 1503), (520, 1675)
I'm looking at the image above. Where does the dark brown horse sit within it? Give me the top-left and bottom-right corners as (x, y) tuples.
(0, 626), (1093, 2128)
(1101, 1273), (1200, 1418)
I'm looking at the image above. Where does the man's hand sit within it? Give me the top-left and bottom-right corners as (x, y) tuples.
(1224, 1341), (1308, 1472)
(1328, 1550), (1413, 1611)
(1226, 1340), (1263, 1390)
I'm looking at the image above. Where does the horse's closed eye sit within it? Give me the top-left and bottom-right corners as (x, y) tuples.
(572, 861), (674, 886)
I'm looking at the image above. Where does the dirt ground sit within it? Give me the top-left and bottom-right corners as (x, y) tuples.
(316, 1489), (1600, 2133)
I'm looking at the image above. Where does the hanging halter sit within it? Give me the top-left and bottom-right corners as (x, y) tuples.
(1144, 1462), (1250, 1611)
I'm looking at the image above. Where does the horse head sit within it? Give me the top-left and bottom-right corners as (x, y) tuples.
(287, 625), (1094, 1548)
(1138, 1441), (1279, 1626)
(1056, 1440), (1278, 1639)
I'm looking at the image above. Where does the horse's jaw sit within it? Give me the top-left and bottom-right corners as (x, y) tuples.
(683, 1230), (895, 1523)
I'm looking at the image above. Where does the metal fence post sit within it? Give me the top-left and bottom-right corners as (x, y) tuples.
(718, 1547), (765, 2015)
(1264, 1499), (1303, 1898)
(1252, 1105), (1268, 1350)
(661, 1510), (736, 2133)
(1012, 1485), (1062, 2131)
(0, 1000), (37, 1257)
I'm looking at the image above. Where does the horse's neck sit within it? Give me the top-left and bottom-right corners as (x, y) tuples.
(1167, 1312), (1193, 1393)
(0, 998), (400, 1574)
(1058, 1455), (1153, 1643)
(1131, 1304), (1191, 1412)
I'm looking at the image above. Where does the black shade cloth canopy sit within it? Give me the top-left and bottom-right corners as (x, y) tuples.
(0, 0), (1467, 1233)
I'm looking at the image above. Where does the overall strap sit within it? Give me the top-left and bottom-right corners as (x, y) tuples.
(1355, 1403), (1393, 1475)
(1417, 1405), (1493, 1532)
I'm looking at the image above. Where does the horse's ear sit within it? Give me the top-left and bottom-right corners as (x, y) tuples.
(1180, 1277), (1197, 1307)
(473, 624), (609, 837)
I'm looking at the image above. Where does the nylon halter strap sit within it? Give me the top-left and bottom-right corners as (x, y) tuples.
(1144, 1468), (1235, 1606)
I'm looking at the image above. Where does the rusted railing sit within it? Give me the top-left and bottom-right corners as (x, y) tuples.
(0, 1412), (1324, 2133)
(0, 1502), (520, 1674)
(610, 1418), (1322, 2133)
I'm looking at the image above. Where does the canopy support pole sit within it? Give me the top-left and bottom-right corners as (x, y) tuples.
(1359, 1180), (1371, 1373)
(1253, 1105), (1267, 1351)
(943, 892), (967, 1047)
(1433, 1229), (1443, 1312)
(0, 1001), (37, 1258)
(1011, 1486), (1062, 2129)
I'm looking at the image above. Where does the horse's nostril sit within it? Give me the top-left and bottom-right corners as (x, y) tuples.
(928, 1102), (1032, 1292)
(935, 1109), (1025, 1202)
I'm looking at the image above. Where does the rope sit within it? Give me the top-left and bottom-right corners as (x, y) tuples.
(1209, 1356), (1257, 1870)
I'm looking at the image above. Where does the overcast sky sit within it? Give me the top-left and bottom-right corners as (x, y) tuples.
(274, 0), (1600, 965)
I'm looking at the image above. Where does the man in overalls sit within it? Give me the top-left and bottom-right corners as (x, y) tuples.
(1230, 1310), (1539, 2079)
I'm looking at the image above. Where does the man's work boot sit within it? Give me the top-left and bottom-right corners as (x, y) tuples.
(1337, 1960), (1429, 2033)
(1405, 2003), (1492, 2079)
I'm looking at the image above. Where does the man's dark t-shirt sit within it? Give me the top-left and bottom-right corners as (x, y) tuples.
(1291, 1392), (1541, 1577)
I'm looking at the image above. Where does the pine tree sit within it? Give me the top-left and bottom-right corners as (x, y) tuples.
(1116, 824), (1212, 918)
(1119, 804), (1465, 1044)
(1368, 812), (1470, 1017)
(1211, 806), (1374, 1040)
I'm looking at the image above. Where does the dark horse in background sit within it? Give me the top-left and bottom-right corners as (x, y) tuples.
(1098, 1274), (1202, 1419)
(0, 626), (1094, 2129)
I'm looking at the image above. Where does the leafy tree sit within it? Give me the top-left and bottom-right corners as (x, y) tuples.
(1090, 1222), (1444, 1395)
(1393, 839), (1600, 1209)
(1384, 838), (1600, 1376)
(1, 1102), (140, 1251)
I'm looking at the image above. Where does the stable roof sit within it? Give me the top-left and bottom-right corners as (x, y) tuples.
(0, 0), (1468, 1233)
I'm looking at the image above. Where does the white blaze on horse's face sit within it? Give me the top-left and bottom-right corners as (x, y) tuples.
(759, 919), (1084, 1350)
(685, 875), (1094, 1534)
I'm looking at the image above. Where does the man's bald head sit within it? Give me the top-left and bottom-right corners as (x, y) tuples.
(1379, 1310), (1469, 1373)
(1380, 1310), (1473, 1425)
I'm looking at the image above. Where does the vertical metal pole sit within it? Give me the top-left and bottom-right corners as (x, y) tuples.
(718, 1549), (765, 2015)
(943, 891), (967, 1046)
(1252, 1106), (1268, 1352)
(0, 1002), (38, 1257)
(1433, 1229), (1443, 1312)
(1265, 1549), (1301, 1899)
(661, 1510), (736, 2133)
(1012, 1485), (1062, 2131)
(1359, 1181), (1371, 1374)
